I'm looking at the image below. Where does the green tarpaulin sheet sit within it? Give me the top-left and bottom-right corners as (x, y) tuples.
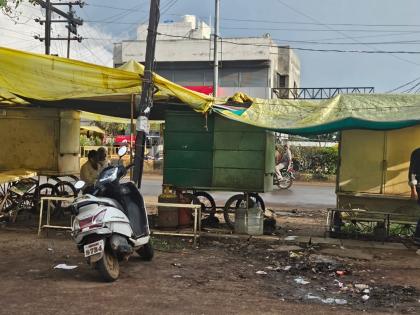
(214, 94), (420, 135)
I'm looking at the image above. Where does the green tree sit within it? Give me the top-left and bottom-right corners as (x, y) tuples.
(1, 0), (36, 19)
(91, 122), (128, 136)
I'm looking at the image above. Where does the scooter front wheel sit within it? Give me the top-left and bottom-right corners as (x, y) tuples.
(97, 247), (120, 282)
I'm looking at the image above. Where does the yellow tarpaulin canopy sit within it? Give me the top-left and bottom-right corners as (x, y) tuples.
(80, 111), (132, 124)
(80, 125), (105, 134)
(0, 47), (213, 113)
(0, 88), (29, 105)
(4, 47), (420, 135)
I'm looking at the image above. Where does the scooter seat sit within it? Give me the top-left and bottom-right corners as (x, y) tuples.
(76, 198), (124, 211)
(97, 198), (125, 212)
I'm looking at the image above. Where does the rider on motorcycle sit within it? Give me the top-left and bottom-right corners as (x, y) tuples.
(275, 142), (292, 180)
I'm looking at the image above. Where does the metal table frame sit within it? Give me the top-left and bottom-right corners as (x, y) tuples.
(326, 208), (417, 239)
(148, 202), (202, 246)
(38, 199), (203, 246)
(38, 196), (75, 236)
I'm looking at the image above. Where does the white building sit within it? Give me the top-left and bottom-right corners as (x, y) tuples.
(114, 15), (300, 98)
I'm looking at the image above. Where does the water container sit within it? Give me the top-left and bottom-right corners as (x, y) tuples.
(247, 207), (264, 236)
(234, 206), (248, 234)
(157, 188), (178, 228)
(177, 193), (194, 227)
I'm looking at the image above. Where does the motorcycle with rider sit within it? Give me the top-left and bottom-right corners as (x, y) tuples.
(274, 142), (296, 189)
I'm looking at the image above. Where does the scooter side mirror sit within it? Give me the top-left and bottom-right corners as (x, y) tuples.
(118, 146), (128, 158)
(74, 180), (86, 190)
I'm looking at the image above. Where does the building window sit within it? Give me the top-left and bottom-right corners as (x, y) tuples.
(277, 74), (288, 88)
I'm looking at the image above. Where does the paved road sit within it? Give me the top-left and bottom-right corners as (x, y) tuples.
(140, 177), (336, 209)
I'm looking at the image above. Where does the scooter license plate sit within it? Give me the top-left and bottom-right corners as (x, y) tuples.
(84, 240), (104, 257)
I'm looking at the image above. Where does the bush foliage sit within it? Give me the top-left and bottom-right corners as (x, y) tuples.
(80, 135), (102, 146)
(290, 145), (339, 175)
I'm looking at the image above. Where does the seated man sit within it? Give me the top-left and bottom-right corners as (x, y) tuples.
(80, 150), (99, 188)
(97, 147), (110, 173)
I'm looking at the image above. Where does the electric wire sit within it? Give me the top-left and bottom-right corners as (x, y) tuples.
(153, 32), (420, 54)
(386, 77), (420, 93)
(274, 0), (420, 67)
(402, 81), (420, 93)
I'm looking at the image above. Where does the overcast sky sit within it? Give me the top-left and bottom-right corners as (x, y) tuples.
(2, 0), (420, 92)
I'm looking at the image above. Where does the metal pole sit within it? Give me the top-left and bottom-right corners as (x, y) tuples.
(133, 0), (160, 188)
(130, 94), (135, 180)
(213, 0), (220, 97)
(45, 0), (51, 54)
(66, 26), (71, 58)
(66, 4), (71, 58)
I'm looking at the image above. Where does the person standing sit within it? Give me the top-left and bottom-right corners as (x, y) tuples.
(408, 147), (420, 241)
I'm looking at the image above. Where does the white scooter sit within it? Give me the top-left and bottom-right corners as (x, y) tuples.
(71, 147), (153, 282)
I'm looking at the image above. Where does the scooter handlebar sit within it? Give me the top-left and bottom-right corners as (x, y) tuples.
(125, 163), (135, 170)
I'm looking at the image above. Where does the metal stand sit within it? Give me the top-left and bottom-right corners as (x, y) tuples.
(38, 199), (202, 246)
(148, 202), (202, 246)
(38, 196), (74, 236)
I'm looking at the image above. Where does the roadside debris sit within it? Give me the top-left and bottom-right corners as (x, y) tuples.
(200, 236), (420, 312)
(334, 299), (348, 305)
(53, 264), (77, 270)
(289, 251), (303, 258)
(284, 236), (297, 241)
(173, 275), (182, 278)
(256, 270), (268, 275)
(355, 284), (369, 290)
(294, 276), (310, 285)
(305, 294), (347, 305)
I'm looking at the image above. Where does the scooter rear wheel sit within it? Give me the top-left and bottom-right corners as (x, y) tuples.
(97, 248), (120, 282)
(136, 241), (154, 261)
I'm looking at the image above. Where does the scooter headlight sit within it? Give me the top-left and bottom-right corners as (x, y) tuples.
(98, 167), (118, 184)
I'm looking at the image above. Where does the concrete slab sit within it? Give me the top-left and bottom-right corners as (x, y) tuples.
(341, 239), (407, 250)
(252, 235), (281, 243)
(310, 237), (342, 246)
(270, 245), (303, 252)
(283, 235), (311, 244)
(320, 248), (374, 261)
(201, 232), (407, 252)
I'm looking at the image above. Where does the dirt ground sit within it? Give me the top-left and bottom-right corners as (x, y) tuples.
(1, 220), (420, 315)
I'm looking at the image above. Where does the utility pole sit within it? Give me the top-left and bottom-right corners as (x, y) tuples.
(33, 0), (83, 57)
(132, 0), (160, 188)
(66, 5), (72, 58)
(55, 2), (81, 58)
(44, 0), (51, 54)
(213, 0), (220, 97)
